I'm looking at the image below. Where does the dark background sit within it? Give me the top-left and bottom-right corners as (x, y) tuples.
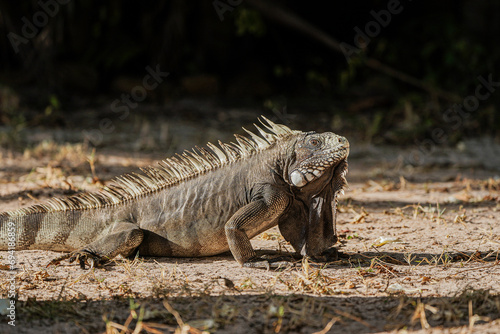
(0, 0), (499, 146)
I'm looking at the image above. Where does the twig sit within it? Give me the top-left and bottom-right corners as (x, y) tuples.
(333, 308), (376, 329)
(246, 0), (461, 102)
(448, 260), (500, 277)
(107, 321), (132, 333)
(362, 247), (406, 265)
(163, 300), (184, 328)
(119, 313), (134, 334)
(312, 317), (339, 334)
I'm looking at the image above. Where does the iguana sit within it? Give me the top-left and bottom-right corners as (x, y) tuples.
(0, 117), (349, 269)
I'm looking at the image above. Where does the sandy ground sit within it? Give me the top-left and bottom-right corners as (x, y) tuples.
(0, 115), (499, 333)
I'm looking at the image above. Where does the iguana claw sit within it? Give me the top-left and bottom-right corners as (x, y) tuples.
(47, 250), (105, 269)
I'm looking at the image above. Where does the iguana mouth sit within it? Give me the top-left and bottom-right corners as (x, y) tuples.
(289, 146), (349, 188)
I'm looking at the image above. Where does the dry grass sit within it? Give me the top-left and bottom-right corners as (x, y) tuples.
(388, 289), (500, 331)
(17, 287), (499, 333)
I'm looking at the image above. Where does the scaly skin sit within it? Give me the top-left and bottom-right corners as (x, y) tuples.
(0, 119), (349, 269)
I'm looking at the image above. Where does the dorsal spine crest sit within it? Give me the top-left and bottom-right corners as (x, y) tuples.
(4, 117), (298, 217)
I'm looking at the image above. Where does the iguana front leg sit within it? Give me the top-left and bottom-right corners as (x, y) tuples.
(48, 221), (143, 269)
(225, 187), (290, 267)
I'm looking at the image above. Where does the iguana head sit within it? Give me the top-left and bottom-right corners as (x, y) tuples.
(279, 130), (349, 258)
(288, 132), (349, 189)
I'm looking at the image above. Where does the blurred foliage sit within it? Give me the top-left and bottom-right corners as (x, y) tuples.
(235, 9), (266, 37)
(0, 85), (26, 148)
(0, 0), (498, 143)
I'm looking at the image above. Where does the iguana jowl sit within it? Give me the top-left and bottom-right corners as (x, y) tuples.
(0, 117), (349, 268)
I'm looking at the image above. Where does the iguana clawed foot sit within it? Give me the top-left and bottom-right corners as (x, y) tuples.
(47, 250), (108, 269)
(311, 247), (340, 263)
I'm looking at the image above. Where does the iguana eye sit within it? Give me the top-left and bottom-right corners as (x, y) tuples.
(309, 138), (320, 146)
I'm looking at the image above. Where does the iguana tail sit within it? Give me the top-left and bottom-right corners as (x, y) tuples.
(0, 210), (84, 252)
